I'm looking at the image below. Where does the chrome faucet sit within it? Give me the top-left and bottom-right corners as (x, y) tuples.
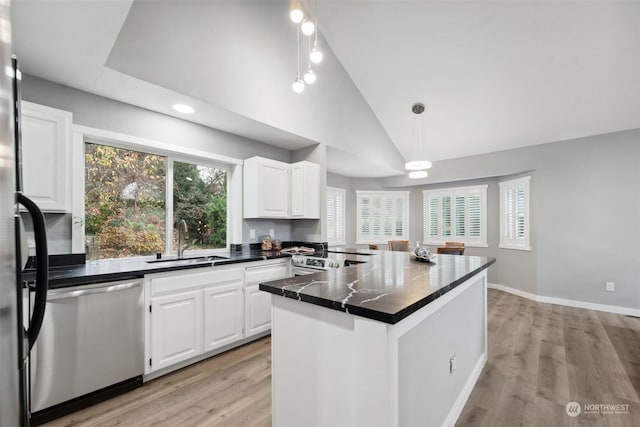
(177, 220), (189, 259)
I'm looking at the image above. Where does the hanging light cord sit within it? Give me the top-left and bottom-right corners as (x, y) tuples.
(314, 0), (319, 47)
(296, 24), (300, 79)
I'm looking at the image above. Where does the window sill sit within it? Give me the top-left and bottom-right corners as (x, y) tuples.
(423, 241), (488, 248)
(498, 243), (531, 252)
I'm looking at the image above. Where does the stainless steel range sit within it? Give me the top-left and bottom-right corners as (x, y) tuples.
(290, 254), (365, 276)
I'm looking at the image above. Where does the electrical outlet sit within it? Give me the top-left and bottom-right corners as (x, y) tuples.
(269, 228), (275, 237)
(449, 355), (456, 374)
(605, 282), (615, 292)
(249, 229), (256, 239)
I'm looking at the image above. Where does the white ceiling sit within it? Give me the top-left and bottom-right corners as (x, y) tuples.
(11, 1), (640, 178)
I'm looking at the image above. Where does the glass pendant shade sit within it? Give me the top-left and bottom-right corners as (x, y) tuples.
(301, 19), (315, 35)
(405, 160), (432, 170)
(290, 9), (304, 24)
(292, 78), (305, 93)
(310, 47), (323, 64)
(303, 69), (316, 84)
(409, 170), (428, 179)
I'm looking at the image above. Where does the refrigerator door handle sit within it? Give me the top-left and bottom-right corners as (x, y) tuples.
(17, 193), (48, 351)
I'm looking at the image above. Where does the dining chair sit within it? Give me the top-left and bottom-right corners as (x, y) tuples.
(388, 240), (411, 252)
(437, 241), (465, 255)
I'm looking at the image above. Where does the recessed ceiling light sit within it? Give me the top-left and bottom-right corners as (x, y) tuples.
(172, 104), (195, 114)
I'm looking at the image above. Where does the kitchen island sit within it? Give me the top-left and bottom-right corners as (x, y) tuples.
(260, 252), (495, 427)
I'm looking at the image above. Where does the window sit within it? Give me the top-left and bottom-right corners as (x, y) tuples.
(356, 191), (409, 244)
(499, 176), (531, 251)
(85, 141), (228, 259)
(326, 187), (346, 245)
(423, 185), (488, 247)
(172, 161), (227, 252)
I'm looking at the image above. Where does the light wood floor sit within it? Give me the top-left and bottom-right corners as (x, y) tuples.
(44, 289), (640, 427)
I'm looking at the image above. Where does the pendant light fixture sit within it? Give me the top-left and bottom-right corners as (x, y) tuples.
(290, 0), (304, 23)
(290, 0), (322, 93)
(406, 102), (432, 179)
(292, 24), (305, 93)
(310, 1), (323, 65)
(303, 36), (316, 84)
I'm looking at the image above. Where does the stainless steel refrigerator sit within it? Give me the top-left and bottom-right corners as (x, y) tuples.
(1, 2), (49, 425)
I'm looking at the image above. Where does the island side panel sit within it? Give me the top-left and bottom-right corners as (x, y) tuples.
(397, 273), (487, 427)
(271, 296), (360, 427)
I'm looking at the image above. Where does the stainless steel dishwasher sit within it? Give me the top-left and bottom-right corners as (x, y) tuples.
(30, 279), (144, 423)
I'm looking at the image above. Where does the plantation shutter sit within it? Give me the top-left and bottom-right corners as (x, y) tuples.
(423, 185), (488, 246)
(327, 187), (345, 245)
(356, 191), (409, 244)
(499, 177), (531, 250)
(428, 196), (440, 238)
(468, 193), (481, 238)
(327, 191), (335, 241)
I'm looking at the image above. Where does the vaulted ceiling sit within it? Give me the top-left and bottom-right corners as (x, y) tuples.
(11, 0), (640, 178)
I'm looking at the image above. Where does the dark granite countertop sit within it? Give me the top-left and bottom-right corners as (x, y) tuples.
(259, 251), (496, 325)
(24, 250), (293, 288)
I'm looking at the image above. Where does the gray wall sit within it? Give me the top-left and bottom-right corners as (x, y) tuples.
(329, 130), (640, 310)
(21, 75), (297, 249)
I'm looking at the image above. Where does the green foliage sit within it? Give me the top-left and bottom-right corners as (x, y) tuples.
(85, 143), (166, 258)
(173, 162), (227, 249)
(84, 143), (228, 259)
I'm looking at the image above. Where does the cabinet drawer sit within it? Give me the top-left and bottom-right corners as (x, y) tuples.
(151, 267), (243, 296)
(245, 264), (289, 285)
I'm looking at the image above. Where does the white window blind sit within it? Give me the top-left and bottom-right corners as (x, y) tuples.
(356, 191), (409, 244)
(327, 187), (346, 245)
(423, 185), (488, 246)
(499, 176), (531, 251)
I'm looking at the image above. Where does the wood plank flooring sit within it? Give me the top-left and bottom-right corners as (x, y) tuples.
(456, 289), (640, 427)
(44, 289), (640, 427)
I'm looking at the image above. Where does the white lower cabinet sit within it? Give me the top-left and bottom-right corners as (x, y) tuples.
(146, 266), (243, 374)
(244, 284), (273, 336)
(145, 260), (291, 376)
(150, 289), (203, 371)
(203, 283), (243, 352)
(244, 262), (290, 337)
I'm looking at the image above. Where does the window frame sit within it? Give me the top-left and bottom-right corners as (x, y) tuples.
(499, 176), (531, 251)
(72, 125), (242, 259)
(355, 190), (410, 245)
(326, 186), (346, 246)
(422, 184), (488, 247)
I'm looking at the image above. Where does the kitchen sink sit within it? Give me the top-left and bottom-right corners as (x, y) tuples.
(146, 255), (228, 264)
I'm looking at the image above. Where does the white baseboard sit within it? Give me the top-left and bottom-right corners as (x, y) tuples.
(443, 352), (487, 427)
(488, 283), (640, 317)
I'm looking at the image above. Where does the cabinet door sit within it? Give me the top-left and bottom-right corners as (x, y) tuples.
(244, 262), (290, 336)
(244, 284), (273, 336)
(21, 102), (72, 212)
(290, 163), (305, 217)
(257, 159), (289, 217)
(150, 290), (203, 371)
(290, 161), (320, 219)
(203, 283), (243, 352)
(243, 157), (290, 218)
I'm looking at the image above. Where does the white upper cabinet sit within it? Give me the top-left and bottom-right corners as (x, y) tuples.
(243, 156), (320, 219)
(290, 161), (320, 219)
(243, 157), (290, 218)
(20, 101), (72, 212)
